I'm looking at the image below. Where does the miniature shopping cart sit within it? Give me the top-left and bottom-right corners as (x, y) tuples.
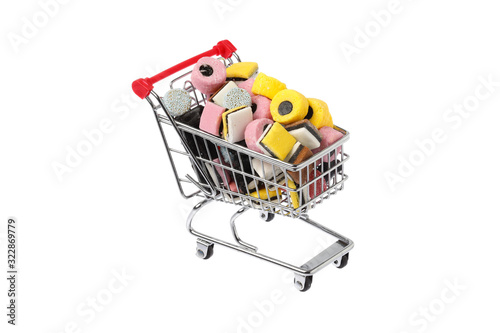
(132, 40), (353, 291)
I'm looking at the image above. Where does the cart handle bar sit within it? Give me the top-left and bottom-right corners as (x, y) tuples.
(132, 40), (237, 99)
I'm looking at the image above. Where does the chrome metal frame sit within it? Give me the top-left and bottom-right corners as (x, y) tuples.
(187, 198), (354, 276)
(143, 51), (354, 290)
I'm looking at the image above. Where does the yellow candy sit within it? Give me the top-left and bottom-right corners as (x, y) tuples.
(259, 122), (297, 161)
(226, 62), (258, 79)
(306, 98), (333, 129)
(279, 178), (300, 209)
(250, 188), (278, 200)
(270, 89), (308, 125)
(251, 72), (286, 99)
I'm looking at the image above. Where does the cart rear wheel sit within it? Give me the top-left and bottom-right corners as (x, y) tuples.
(333, 253), (349, 269)
(260, 211), (275, 222)
(294, 275), (313, 292)
(196, 240), (214, 260)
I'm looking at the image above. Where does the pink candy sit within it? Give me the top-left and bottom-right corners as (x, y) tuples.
(214, 158), (232, 188)
(312, 127), (344, 162)
(308, 170), (327, 200)
(244, 118), (274, 153)
(229, 181), (238, 193)
(191, 57), (226, 95)
(237, 78), (256, 99)
(238, 79), (272, 119)
(252, 95), (272, 120)
(199, 102), (225, 136)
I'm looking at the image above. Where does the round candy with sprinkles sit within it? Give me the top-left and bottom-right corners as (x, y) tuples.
(223, 87), (252, 110)
(163, 88), (192, 117)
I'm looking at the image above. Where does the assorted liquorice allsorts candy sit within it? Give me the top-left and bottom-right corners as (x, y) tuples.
(163, 88), (192, 117)
(230, 178), (259, 194)
(222, 106), (253, 143)
(317, 159), (343, 184)
(312, 126), (344, 162)
(244, 118), (274, 153)
(282, 172), (326, 209)
(220, 144), (258, 194)
(285, 119), (323, 150)
(191, 57), (227, 95)
(278, 177), (302, 209)
(251, 95), (272, 120)
(199, 102), (226, 136)
(223, 87), (252, 110)
(176, 105), (218, 185)
(251, 73), (287, 99)
(285, 142), (314, 184)
(208, 158), (232, 189)
(251, 158), (285, 181)
(270, 89), (309, 125)
(250, 187), (280, 208)
(307, 170), (328, 201)
(305, 98), (333, 129)
(237, 78), (256, 98)
(176, 104), (213, 159)
(286, 142), (313, 165)
(162, 56), (344, 209)
(257, 122), (297, 161)
(210, 81), (239, 107)
(226, 62), (259, 81)
(175, 104), (204, 127)
(175, 105), (203, 147)
(250, 159), (286, 192)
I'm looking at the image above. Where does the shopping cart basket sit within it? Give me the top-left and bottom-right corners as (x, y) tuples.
(132, 40), (354, 291)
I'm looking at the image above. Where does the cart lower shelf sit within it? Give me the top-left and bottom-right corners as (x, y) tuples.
(187, 198), (354, 292)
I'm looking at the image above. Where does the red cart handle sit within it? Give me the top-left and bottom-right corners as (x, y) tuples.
(132, 39), (237, 99)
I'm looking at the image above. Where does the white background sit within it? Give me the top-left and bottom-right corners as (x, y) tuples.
(1, 0), (500, 332)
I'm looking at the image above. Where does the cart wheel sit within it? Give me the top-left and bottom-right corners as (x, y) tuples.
(294, 274), (313, 292)
(196, 240), (214, 260)
(333, 253), (349, 269)
(260, 211), (275, 222)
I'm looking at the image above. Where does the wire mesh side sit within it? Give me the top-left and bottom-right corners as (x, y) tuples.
(173, 125), (349, 218)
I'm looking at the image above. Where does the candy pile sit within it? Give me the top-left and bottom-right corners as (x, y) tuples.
(163, 57), (344, 209)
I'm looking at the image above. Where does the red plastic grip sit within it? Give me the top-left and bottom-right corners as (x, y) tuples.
(132, 40), (237, 99)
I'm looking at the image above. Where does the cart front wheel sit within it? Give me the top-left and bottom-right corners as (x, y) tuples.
(333, 253), (349, 269)
(196, 240), (214, 260)
(294, 274), (313, 292)
(260, 211), (275, 222)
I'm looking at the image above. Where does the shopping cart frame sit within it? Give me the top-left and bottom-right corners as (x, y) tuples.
(132, 40), (354, 291)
